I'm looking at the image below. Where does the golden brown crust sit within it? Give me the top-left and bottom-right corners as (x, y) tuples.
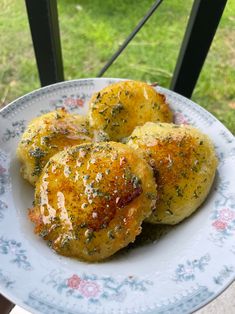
(17, 109), (93, 185)
(127, 122), (218, 225)
(30, 142), (157, 262)
(89, 80), (173, 141)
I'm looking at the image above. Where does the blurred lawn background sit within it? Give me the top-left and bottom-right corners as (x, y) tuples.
(0, 0), (234, 133)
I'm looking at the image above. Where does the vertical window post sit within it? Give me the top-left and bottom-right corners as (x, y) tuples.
(170, 0), (227, 98)
(25, 0), (64, 86)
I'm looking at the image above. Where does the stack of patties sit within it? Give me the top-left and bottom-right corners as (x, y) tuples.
(17, 80), (217, 262)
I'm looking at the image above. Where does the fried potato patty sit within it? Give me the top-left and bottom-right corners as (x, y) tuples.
(17, 109), (92, 185)
(28, 142), (157, 262)
(127, 122), (218, 225)
(88, 80), (173, 142)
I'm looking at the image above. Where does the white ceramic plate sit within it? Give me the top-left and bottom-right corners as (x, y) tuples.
(0, 78), (235, 314)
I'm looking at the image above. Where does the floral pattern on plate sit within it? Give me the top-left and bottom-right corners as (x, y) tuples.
(210, 208), (235, 246)
(24, 284), (216, 314)
(0, 200), (7, 221)
(0, 237), (32, 270)
(0, 150), (10, 196)
(2, 120), (26, 143)
(42, 270), (153, 304)
(173, 254), (211, 282)
(213, 265), (234, 286)
(209, 169), (235, 247)
(0, 269), (15, 289)
(39, 93), (88, 116)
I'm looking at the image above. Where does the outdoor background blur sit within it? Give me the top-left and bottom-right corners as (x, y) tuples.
(0, 0), (234, 133)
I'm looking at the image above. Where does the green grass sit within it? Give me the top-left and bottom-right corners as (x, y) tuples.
(0, 0), (234, 133)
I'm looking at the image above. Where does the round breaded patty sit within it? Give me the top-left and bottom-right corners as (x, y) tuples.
(127, 122), (218, 225)
(88, 80), (173, 142)
(28, 142), (157, 262)
(17, 109), (92, 185)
